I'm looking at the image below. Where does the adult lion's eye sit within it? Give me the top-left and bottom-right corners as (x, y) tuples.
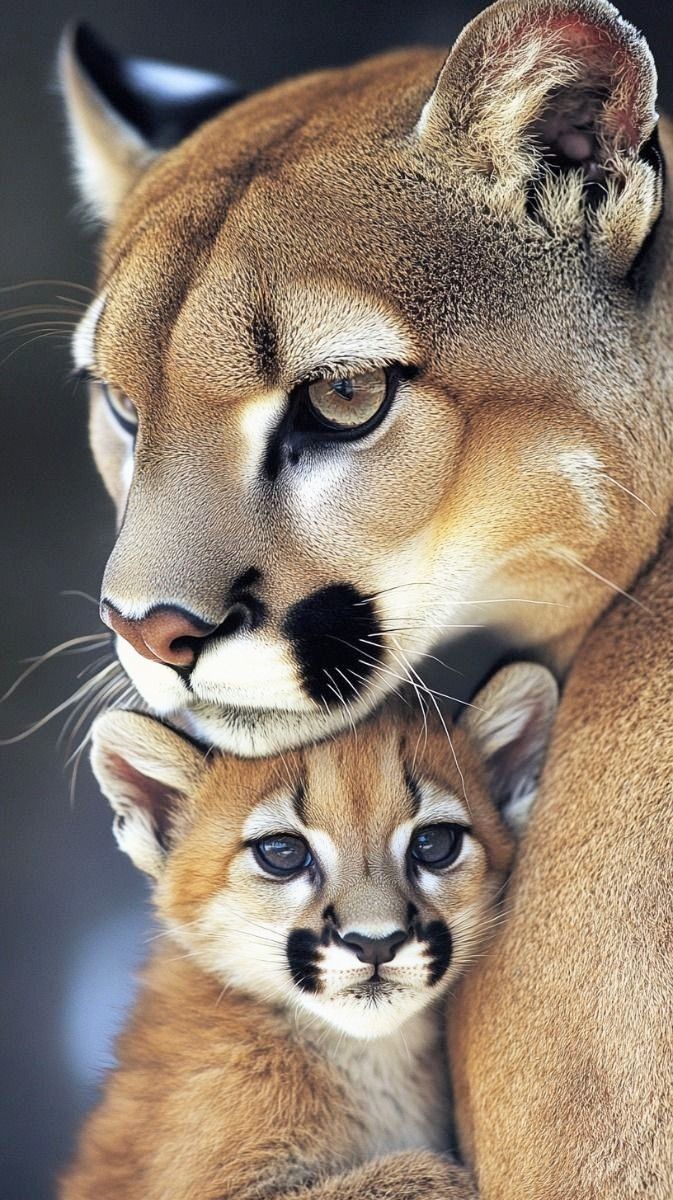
(306, 368), (388, 431)
(409, 823), (465, 870)
(253, 834), (313, 878)
(102, 382), (138, 436)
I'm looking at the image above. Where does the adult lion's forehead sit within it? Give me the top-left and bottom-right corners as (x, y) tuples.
(101, 43), (448, 257)
(82, 42), (613, 408)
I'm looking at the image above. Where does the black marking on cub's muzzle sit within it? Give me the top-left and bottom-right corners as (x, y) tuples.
(283, 583), (384, 705)
(287, 928), (322, 993)
(418, 920), (452, 986)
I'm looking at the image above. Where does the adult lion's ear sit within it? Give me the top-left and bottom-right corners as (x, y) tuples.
(59, 24), (244, 223)
(90, 711), (207, 877)
(416, 0), (662, 269)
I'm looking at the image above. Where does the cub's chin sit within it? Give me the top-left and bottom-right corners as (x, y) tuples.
(294, 980), (449, 1041)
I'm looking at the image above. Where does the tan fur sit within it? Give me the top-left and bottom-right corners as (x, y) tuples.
(60, 669), (554, 1200)
(61, 0), (673, 758)
(59, 3), (673, 1195)
(451, 535), (673, 1199)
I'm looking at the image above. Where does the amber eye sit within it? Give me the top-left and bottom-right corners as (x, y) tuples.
(102, 383), (138, 435)
(306, 368), (388, 431)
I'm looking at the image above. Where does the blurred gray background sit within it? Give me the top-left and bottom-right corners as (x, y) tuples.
(2, 2), (671, 1197)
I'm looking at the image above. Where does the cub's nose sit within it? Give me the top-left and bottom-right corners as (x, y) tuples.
(340, 929), (408, 967)
(100, 602), (217, 669)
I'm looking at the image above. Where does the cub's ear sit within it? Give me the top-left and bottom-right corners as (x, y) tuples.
(59, 24), (244, 223)
(416, 0), (662, 268)
(461, 663), (559, 835)
(90, 711), (207, 877)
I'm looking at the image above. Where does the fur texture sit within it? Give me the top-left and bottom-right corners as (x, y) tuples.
(61, 664), (555, 1199)
(451, 535), (673, 1198)
(60, 0), (672, 757)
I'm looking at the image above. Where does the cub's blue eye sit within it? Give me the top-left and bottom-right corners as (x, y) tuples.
(253, 834), (313, 878)
(409, 823), (465, 869)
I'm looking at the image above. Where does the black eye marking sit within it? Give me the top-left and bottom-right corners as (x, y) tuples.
(262, 363), (415, 481)
(286, 928), (322, 992)
(418, 919), (452, 986)
(409, 823), (467, 870)
(283, 583), (384, 707)
(292, 780), (308, 826)
(252, 833), (313, 878)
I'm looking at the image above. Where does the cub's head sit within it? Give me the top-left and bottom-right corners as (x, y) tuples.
(90, 663), (557, 1038)
(62, 2), (668, 755)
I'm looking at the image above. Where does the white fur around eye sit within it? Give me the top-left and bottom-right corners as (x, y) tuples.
(388, 781), (470, 869)
(242, 795), (304, 842)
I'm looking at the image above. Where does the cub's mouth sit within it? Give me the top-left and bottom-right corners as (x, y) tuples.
(284, 919), (455, 1037)
(347, 974), (401, 1000)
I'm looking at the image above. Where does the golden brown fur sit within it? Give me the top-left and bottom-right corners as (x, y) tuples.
(61, 665), (556, 1200)
(61, 0), (672, 758)
(451, 536), (673, 1198)
(58, 2), (673, 1196)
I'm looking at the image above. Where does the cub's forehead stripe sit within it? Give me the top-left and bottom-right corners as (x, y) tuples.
(72, 292), (106, 372)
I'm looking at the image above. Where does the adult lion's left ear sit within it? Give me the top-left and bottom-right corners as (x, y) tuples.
(415, 0), (663, 272)
(59, 24), (244, 223)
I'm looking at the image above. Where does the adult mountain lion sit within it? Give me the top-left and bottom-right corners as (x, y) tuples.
(59, 0), (673, 1196)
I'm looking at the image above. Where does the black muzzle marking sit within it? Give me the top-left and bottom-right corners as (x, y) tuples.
(283, 582), (384, 706)
(418, 919), (452, 985)
(286, 928), (322, 993)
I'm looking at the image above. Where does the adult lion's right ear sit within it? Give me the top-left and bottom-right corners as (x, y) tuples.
(416, 0), (662, 271)
(59, 24), (244, 223)
(90, 711), (207, 877)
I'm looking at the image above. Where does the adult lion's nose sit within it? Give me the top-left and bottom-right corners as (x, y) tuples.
(100, 602), (217, 669)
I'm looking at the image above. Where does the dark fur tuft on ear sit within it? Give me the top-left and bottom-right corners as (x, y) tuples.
(416, 0), (662, 268)
(59, 24), (244, 221)
(71, 25), (244, 151)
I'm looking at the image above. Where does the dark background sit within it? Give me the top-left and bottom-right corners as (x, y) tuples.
(2, 2), (671, 1197)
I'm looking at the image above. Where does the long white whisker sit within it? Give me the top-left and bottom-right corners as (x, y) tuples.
(0, 663), (117, 745)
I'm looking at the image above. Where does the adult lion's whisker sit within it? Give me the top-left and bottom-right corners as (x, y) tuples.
(1, 632), (109, 703)
(551, 550), (652, 613)
(0, 663), (118, 745)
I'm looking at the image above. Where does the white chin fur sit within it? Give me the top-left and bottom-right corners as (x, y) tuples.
(296, 982), (444, 1040)
(115, 636), (388, 757)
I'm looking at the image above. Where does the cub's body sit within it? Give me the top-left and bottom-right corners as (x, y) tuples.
(63, 955), (450, 1200)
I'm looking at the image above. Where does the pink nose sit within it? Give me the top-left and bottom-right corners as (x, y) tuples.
(100, 603), (215, 668)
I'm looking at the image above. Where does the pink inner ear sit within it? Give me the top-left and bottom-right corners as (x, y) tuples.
(545, 15), (641, 147)
(109, 751), (176, 841)
(494, 10), (643, 153)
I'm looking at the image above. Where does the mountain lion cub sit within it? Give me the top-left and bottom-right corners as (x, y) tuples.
(61, 663), (556, 1199)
